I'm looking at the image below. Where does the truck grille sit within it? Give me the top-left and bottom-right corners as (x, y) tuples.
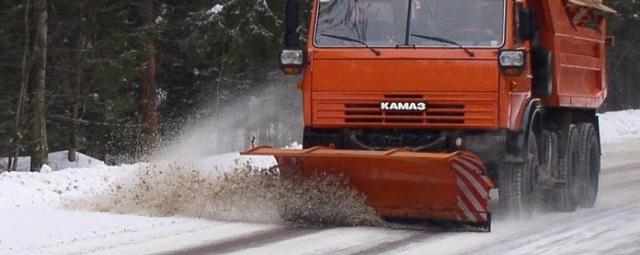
(313, 92), (498, 129)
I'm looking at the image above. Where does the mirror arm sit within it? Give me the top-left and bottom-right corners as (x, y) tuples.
(516, 3), (534, 41)
(284, 0), (301, 47)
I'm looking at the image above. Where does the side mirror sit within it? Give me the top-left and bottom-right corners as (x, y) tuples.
(517, 5), (534, 41)
(284, 0), (300, 47)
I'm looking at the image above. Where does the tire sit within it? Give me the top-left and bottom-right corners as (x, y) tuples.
(553, 125), (582, 212)
(577, 123), (600, 208)
(539, 130), (559, 207)
(499, 131), (538, 217)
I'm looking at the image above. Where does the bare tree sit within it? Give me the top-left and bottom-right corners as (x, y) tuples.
(139, 0), (159, 146)
(30, 0), (48, 172)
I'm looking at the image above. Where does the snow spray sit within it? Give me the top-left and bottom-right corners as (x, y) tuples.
(67, 72), (381, 226)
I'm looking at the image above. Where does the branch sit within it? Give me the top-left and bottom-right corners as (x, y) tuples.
(47, 114), (144, 128)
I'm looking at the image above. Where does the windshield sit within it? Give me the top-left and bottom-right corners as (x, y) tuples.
(314, 0), (506, 48)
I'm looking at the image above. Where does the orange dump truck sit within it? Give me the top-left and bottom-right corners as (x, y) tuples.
(242, 0), (615, 230)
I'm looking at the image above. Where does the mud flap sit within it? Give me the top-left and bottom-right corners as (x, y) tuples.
(241, 146), (493, 227)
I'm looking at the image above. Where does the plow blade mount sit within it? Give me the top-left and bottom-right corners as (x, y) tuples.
(242, 146), (493, 225)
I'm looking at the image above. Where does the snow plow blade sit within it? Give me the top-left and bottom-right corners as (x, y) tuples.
(242, 146), (493, 226)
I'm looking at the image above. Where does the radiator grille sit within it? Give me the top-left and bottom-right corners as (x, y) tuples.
(313, 92), (498, 129)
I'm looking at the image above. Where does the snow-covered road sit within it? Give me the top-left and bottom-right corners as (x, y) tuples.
(1, 110), (640, 255)
(170, 153), (640, 255)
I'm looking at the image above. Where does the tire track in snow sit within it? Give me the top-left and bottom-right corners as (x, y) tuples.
(603, 176), (640, 193)
(347, 231), (443, 255)
(603, 236), (640, 254)
(602, 161), (640, 175)
(599, 165), (640, 194)
(173, 227), (326, 255)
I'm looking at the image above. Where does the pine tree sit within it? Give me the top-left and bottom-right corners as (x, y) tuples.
(606, 1), (640, 110)
(138, 0), (159, 146)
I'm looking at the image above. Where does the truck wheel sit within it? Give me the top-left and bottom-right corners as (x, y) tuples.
(553, 125), (582, 212)
(539, 130), (559, 207)
(499, 131), (538, 217)
(577, 123), (600, 208)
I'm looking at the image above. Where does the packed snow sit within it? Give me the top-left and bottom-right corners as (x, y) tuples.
(599, 109), (640, 144)
(1, 109), (640, 254)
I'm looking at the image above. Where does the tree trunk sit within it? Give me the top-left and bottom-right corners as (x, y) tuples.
(12, 0), (32, 172)
(67, 39), (85, 162)
(68, 34), (86, 163)
(139, 0), (159, 146)
(30, 0), (48, 172)
(68, 86), (79, 162)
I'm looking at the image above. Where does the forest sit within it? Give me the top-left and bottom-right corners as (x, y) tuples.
(0, 0), (638, 171)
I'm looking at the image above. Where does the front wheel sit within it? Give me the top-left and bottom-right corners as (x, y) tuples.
(499, 131), (538, 217)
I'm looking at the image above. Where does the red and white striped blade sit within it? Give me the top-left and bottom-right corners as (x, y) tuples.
(452, 153), (493, 223)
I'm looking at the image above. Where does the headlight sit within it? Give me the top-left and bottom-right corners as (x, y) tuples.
(499, 50), (525, 68)
(280, 49), (304, 66)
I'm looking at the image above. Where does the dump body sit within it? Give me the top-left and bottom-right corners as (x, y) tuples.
(533, 0), (609, 108)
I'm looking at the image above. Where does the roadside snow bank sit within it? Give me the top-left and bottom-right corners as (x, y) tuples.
(599, 109), (640, 144)
(0, 153), (268, 208)
(0, 150), (105, 172)
(49, 151), (106, 171)
(0, 164), (138, 208)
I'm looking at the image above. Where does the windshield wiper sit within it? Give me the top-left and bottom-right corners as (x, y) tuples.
(410, 33), (475, 57)
(321, 33), (381, 56)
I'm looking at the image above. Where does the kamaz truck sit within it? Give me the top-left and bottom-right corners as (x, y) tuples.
(243, 0), (616, 231)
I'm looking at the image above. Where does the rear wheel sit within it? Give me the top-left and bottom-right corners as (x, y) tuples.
(553, 125), (582, 212)
(577, 123), (600, 208)
(499, 131), (538, 217)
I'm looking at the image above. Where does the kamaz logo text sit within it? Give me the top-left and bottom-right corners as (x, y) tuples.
(380, 102), (427, 111)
